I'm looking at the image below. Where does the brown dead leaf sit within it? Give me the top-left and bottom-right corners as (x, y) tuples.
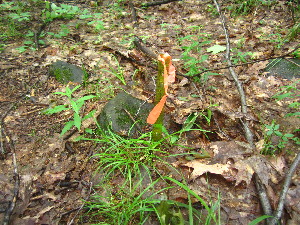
(244, 61), (268, 76)
(47, 133), (65, 152)
(183, 160), (235, 181)
(183, 141), (279, 186)
(210, 141), (251, 163)
(244, 155), (275, 186)
(233, 160), (254, 186)
(269, 156), (286, 176)
(43, 171), (66, 185)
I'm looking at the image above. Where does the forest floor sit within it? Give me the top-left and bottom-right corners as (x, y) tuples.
(0, 0), (299, 224)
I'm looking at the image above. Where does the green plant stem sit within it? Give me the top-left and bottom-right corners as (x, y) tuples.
(152, 58), (165, 142)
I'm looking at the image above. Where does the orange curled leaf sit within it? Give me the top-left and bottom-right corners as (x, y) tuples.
(147, 53), (176, 125)
(168, 63), (176, 83)
(158, 53), (176, 95)
(147, 95), (167, 124)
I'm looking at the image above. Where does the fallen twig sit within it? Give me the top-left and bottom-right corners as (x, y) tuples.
(189, 45), (299, 77)
(213, 1), (300, 224)
(141, 0), (182, 8)
(2, 137), (20, 225)
(269, 152), (300, 225)
(66, 182), (93, 225)
(129, 1), (138, 27)
(133, 37), (157, 59)
(213, 0), (254, 147)
(213, 0), (273, 222)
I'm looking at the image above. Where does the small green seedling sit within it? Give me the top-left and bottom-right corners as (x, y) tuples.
(43, 85), (95, 136)
(262, 121), (296, 155)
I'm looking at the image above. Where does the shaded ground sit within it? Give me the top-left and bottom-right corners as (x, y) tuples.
(0, 0), (299, 224)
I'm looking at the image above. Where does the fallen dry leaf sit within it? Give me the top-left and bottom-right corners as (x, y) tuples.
(183, 160), (235, 181)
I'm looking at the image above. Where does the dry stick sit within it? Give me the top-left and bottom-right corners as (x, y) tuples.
(2, 139), (20, 225)
(213, 0), (254, 147)
(213, 1), (300, 224)
(67, 182), (93, 225)
(269, 152), (300, 225)
(142, 0), (182, 7)
(212, 0), (273, 220)
(129, 1), (138, 28)
(190, 45), (299, 77)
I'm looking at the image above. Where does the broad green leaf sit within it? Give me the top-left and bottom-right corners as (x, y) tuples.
(284, 133), (294, 138)
(286, 112), (300, 117)
(70, 100), (80, 114)
(43, 105), (69, 114)
(274, 131), (282, 136)
(54, 91), (69, 96)
(273, 92), (293, 100)
(61, 120), (74, 136)
(73, 113), (81, 130)
(83, 110), (96, 120)
(71, 84), (81, 91)
(78, 95), (95, 102)
(85, 128), (93, 134)
(207, 45), (226, 54)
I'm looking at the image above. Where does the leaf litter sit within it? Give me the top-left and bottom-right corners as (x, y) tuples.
(0, 0), (299, 224)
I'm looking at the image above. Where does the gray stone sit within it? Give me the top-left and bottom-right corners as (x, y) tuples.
(49, 61), (88, 84)
(265, 58), (300, 80)
(97, 91), (153, 136)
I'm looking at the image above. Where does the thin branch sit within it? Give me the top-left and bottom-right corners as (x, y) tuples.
(67, 182), (93, 225)
(212, 0), (273, 221)
(142, 0), (182, 8)
(133, 37), (157, 59)
(129, 1), (138, 28)
(213, 2), (300, 225)
(269, 152), (300, 225)
(254, 173), (273, 216)
(189, 45), (299, 77)
(213, 0), (254, 147)
(2, 137), (20, 225)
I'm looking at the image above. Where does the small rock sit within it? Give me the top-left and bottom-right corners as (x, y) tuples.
(97, 91), (153, 137)
(49, 61), (88, 84)
(265, 58), (300, 80)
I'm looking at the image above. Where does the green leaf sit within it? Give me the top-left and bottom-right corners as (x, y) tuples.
(75, 100), (85, 111)
(207, 45), (226, 54)
(248, 215), (272, 225)
(83, 110), (96, 120)
(78, 95), (95, 102)
(288, 102), (300, 108)
(61, 120), (74, 136)
(286, 112), (300, 117)
(71, 84), (81, 91)
(43, 105), (69, 114)
(24, 40), (33, 45)
(273, 92), (293, 100)
(274, 124), (280, 130)
(70, 99), (80, 114)
(284, 133), (294, 138)
(183, 112), (199, 131)
(85, 128), (93, 134)
(73, 113), (81, 130)
(54, 91), (69, 96)
(274, 131), (282, 136)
